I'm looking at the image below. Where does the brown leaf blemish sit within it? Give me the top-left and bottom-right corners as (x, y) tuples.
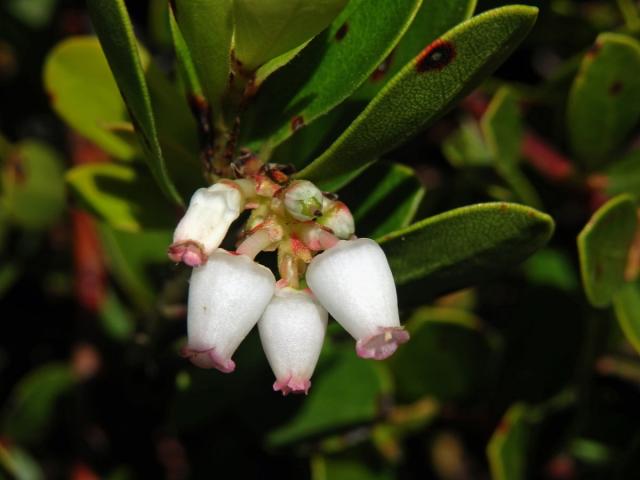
(609, 81), (623, 96)
(587, 42), (601, 58)
(335, 23), (348, 41)
(416, 39), (456, 73)
(370, 51), (394, 82)
(291, 115), (304, 132)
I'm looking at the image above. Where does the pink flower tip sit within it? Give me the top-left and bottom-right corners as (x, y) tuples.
(168, 241), (207, 267)
(356, 327), (410, 360)
(180, 346), (236, 373)
(273, 376), (311, 396)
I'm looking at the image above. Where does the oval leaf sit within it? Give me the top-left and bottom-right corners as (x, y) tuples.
(378, 202), (554, 302)
(578, 194), (637, 307)
(174, 0), (233, 110)
(233, 0), (347, 71)
(613, 283), (640, 355)
(298, 6), (539, 190)
(1, 141), (65, 230)
(243, 0), (422, 154)
(44, 37), (135, 160)
(353, 0), (477, 101)
(87, 0), (182, 204)
(567, 33), (640, 169)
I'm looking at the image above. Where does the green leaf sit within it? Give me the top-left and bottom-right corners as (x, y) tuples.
(338, 163), (424, 239)
(604, 150), (640, 198)
(522, 249), (578, 292)
(567, 33), (640, 169)
(44, 37), (135, 160)
(174, 0), (233, 109)
(378, 202), (554, 302)
(311, 452), (394, 480)
(99, 290), (136, 341)
(99, 226), (172, 312)
(233, 0), (348, 71)
(267, 347), (391, 447)
(243, 0), (423, 154)
(1, 141), (65, 230)
(167, 6), (203, 98)
(442, 117), (493, 168)
(298, 6), (538, 190)
(613, 283), (640, 355)
(86, 0), (182, 204)
(2, 363), (75, 445)
(487, 404), (533, 480)
(0, 444), (44, 480)
(390, 307), (492, 402)
(66, 163), (174, 232)
(481, 87), (542, 208)
(577, 194), (637, 307)
(353, 0), (477, 101)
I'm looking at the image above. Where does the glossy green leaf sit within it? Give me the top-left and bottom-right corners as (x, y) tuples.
(567, 33), (640, 169)
(482, 87), (541, 208)
(613, 283), (640, 355)
(604, 150), (640, 198)
(353, 0), (476, 101)
(66, 163), (174, 232)
(338, 163), (424, 239)
(2, 363), (75, 445)
(233, 0), (347, 71)
(174, 0), (233, 109)
(378, 202), (554, 302)
(44, 37), (135, 160)
(578, 194), (637, 307)
(267, 348), (391, 447)
(299, 6), (538, 190)
(86, 0), (182, 204)
(243, 0), (422, 154)
(390, 307), (492, 402)
(487, 404), (532, 480)
(99, 226), (172, 312)
(1, 141), (65, 230)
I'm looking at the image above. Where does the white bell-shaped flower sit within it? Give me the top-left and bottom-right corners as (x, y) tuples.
(169, 183), (243, 266)
(306, 238), (409, 360)
(258, 287), (328, 395)
(181, 249), (275, 372)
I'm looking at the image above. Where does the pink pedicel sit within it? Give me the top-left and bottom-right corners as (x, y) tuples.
(168, 241), (207, 267)
(273, 376), (312, 396)
(180, 346), (236, 373)
(355, 327), (410, 360)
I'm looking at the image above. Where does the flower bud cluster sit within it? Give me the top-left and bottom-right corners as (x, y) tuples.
(169, 161), (409, 395)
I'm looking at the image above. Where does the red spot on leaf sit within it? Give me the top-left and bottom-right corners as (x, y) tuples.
(335, 23), (348, 41)
(587, 42), (601, 58)
(609, 81), (623, 95)
(291, 115), (304, 132)
(370, 51), (394, 82)
(416, 39), (456, 73)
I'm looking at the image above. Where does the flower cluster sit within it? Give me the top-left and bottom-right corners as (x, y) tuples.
(170, 163), (409, 395)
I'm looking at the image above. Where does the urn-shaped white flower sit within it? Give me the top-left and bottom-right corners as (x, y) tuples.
(258, 287), (327, 395)
(181, 250), (275, 372)
(169, 183), (243, 266)
(306, 238), (409, 360)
